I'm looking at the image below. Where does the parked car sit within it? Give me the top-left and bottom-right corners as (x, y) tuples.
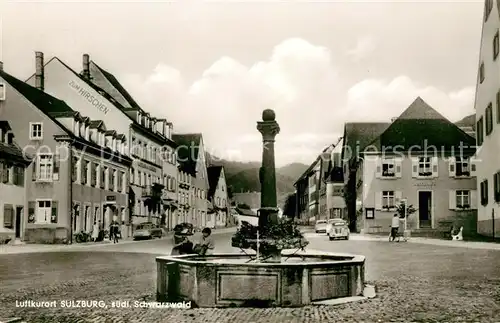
(315, 220), (328, 233)
(325, 218), (343, 234)
(133, 222), (163, 240)
(327, 219), (350, 240)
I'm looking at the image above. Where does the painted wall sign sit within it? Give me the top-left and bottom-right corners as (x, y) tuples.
(414, 181), (437, 187)
(69, 80), (110, 114)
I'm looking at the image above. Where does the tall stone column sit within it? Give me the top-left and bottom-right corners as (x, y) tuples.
(257, 109), (280, 229)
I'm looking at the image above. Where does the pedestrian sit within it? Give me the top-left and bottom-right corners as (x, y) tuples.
(194, 227), (215, 256)
(91, 221), (99, 242)
(112, 221), (119, 243)
(390, 214), (400, 242)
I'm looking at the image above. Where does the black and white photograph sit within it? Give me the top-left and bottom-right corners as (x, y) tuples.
(0, 0), (499, 322)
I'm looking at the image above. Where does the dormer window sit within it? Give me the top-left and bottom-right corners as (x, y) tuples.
(74, 121), (80, 136)
(84, 126), (90, 140)
(6, 133), (13, 145)
(145, 117), (150, 128)
(137, 112), (142, 124)
(112, 138), (117, 151)
(80, 123), (85, 138)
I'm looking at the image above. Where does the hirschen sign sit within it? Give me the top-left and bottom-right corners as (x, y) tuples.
(69, 80), (110, 114)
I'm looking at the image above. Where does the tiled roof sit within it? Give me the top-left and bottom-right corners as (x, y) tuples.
(91, 62), (143, 111)
(369, 97), (476, 151)
(341, 122), (390, 164)
(1, 70), (74, 118)
(105, 130), (117, 136)
(207, 166), (223, 200)
(0, 121), (31, 163)
(172, 133), (202, 177)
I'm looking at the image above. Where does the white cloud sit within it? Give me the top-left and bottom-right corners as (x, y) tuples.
(120, 38), (475, 166)
(345, 75), (475, 123)
(346, 36), (376, 61)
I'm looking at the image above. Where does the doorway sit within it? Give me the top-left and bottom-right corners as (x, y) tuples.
(15, 206), (23, 238)
(418, 191), (432, 228)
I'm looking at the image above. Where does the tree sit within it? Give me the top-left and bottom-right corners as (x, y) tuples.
(283, 192), (297, 219)
(227, 185), (234, 199)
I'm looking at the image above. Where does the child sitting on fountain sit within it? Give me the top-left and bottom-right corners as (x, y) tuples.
(194, 228), (215, 256)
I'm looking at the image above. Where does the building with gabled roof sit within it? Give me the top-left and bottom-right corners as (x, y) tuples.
(0, 64), (132, 243)
(206, 165), (229, 228)
(172, 133), (209, 228)
(342, 97), (477, 235)
(25, 52), (177, 231)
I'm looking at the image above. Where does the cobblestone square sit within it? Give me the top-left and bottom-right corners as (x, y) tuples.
(1, 233), (499, 322)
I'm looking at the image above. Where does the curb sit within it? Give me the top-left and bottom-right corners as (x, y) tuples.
(0, 227), (237, 255)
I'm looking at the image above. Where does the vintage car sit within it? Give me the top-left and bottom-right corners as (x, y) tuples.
(314, 220), (328, 233)
(133, 222), (163, 240)
(327, 219), (350, 240)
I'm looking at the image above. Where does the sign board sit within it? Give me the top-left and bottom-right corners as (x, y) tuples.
(106, 196), (117, 204)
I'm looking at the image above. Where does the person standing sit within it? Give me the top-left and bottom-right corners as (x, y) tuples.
(390, 214), (400, 242)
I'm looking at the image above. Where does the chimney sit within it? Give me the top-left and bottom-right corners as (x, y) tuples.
(82, 54), (90, 80)
(0, 61), (3, 72)
(35, 51), (44, 91)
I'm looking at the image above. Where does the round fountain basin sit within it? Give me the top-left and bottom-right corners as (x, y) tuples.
(156, 252), (365, 307)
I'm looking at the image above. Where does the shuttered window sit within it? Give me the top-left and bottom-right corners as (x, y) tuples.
(3, 204), (13, 228)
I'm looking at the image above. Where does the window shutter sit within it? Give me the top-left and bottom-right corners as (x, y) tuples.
(32, 158), (38, 181)
(448, 157), (455, 177)
(53, 153), (60, 181)
(51, 201), (58, 223)
(395, 191), (402, 207)
(3, 204), (13, 228)
(375, 192), (382, 210)
(0, 163), (4, 183)
(375, 160), (382, 178)
(431, 157), (438, 177)
(411, 158), (418, 178)
(28, 201), (35, 223)
(449, 190), (456, 210)
(471, 161), (477, 177)
(395, 158), (402, 178)
(471, 190), (478, 209)
(2, 164), (8, 183)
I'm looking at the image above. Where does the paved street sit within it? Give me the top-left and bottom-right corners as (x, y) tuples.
(1, 231), (500, 322)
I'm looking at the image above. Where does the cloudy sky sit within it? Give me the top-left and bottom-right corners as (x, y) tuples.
(1, 0), (483, 166)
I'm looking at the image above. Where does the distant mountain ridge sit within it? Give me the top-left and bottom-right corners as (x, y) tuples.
(206, 153), (308, 194)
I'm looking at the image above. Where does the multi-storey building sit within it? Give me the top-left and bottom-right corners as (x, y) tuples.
(325, 152), (346, 220)
(172, 133), (209, 228)
(25, 53), (174, 233)
(344, 97), (477, 234)
(474, 0), (500, 237)
(294, 177), (309, 223)
(0, 118), (31, 243)
(1, 67), (132, 243)
(83, 57), (179, 230)
(207, 166), (229, 228)
(176, 168), (193, 227)
(342, 122), (390, 232)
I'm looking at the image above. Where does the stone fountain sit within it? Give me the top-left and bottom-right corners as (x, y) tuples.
(156, 110), (366, 307)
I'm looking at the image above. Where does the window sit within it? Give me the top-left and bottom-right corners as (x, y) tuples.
(13, 165), (24, 186)
(3, 204), (13, 228)
(494, 172), (500, 202)
(37, 154), (53, 181)
(480, 179), (489, 206)
(486, 103), (493, 135)
(91, 162), (97, 187)
(29, 122), (43, 140)
(36, 200), (51, 223)
(418, 157), (432, 176)
(477, 116), (484, 146)
(81, 160), (88, 185)
(480, 62), (485, 84)
(117, 171), (123, 192)
(495, 30), (499, 60)
(455, 157), (470, 177)
(0, 83), (5, 100)
(0, 162), (8, 183)
(382, 191), (395, 209)
(485, 0), (493, 22)
(109, 169), (115, 191)
(497, 90), (500, 124)
(101, 166), (106, 189)
(456, 190), (471, 209)
(382, 159), (395, 177)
